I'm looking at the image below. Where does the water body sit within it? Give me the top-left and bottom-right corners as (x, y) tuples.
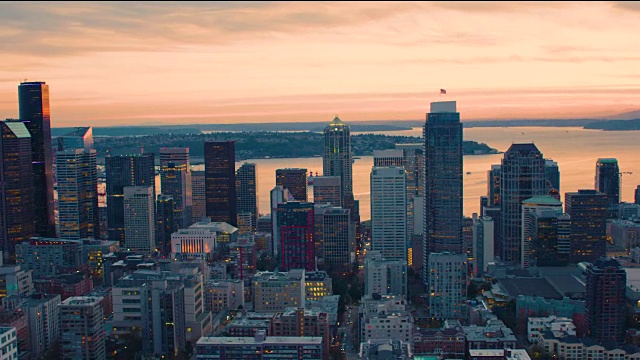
(189, 127), (640, 221)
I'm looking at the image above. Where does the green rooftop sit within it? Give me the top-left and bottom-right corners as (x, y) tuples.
(522, 196), (562, 206)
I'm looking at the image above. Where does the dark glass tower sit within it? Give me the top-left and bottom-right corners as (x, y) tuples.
(500, 143), (545, 263)
(204, 141), (237, 226)
(276, 201), (315, 271)
(0, 121), (34, 261)
(236, 163), (258, 232)
(159, 148), (192, 229)
(105, 154), (155, 245)
(276, 168), (308, 201)
(18, 81), (55, 237)
(156, 195), (175, 256)
(323, 116), (352, 200)
(595, 158), (620, 217)
(565, 189), (607, 262)
(423, 101), (463, 282)
(585, 258), (626, 344)
(544, 159), (560, 198)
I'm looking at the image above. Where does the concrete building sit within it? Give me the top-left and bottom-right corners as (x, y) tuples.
(413, 321), (465, 358)
(371, 167), (407, 262)
(0, 327), (18, 360)
(359, 339), (412, 360)
(229, 236), (257, 285)
(520, 196), (564, 268)
(428, 252), (468, 320)
(171, 226), (217, 260)
(23, 293), (61, 358)
(188, 218), (238, 244)
(252, 270), (306, 313)
(0, 260), (33, 299)
(364, 251), (407, 297)
(195, 332), (324, 360)
(204, 280), (244, 313)
(270, 308), (330, 356)
(123, 185), (155, 253)
(16, 238), (83, 278)
(585, 257), (626, 344)
(473, 215), (494, 276)
(527, 315), (576, 344)
(462, 319), (517, 350)
(141, 279), (186, 358)
(59, 296), (105, 360)
(373, 149), (404, 167)
(305, 271), (333, 301)
(359, 295), (413, 345)
(468, 349), (532, 360)
(608, 219), (640, 251)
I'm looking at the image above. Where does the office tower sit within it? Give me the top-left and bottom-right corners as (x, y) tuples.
(277, 202), (315, 271)
(204, 141), (237, 226)
(545, 159), (560, 195)
(156, 195), (175, 256)
(276, 168), (308, 202)
(596, 158), (620, 216)
(565, 190), (608, 262)
(364, 251), (407, 297)
(520, 196), (563, 268)
(395, 143), (425, 198)
(57, 128), (99, 239)
(585, 258), (626, 344)
(323, 116), (352, 199)
(373, 149), (404, 167)
(312, 176), (342, 206)
(18, 81), (55, 237)
(423, 101), (463, 282)
(428, 252), (468, 321)
(527, 211), (570, 267)
(500, 143), (545, 264)
(141, 280), (186, 357)
(270, 185), (291, 256)
(322, 207), (355, 272)
(371, 167), (407, 262)
(159, 148), (192, 229)
(472, 214), (494, 276)
(105, 153), (155, 244)
(191, 171), (206, 221)
(0, 121), (34, 261)
(635, 185), (640, 205)
(236, 163), (258, 233)
(59, 296), (105, 360)
(124, 186), (155, 253)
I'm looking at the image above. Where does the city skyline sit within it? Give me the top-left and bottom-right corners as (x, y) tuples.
(1, 2), (640, 126)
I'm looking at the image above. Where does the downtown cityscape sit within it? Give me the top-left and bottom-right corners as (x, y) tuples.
(2, 2), (640, 360)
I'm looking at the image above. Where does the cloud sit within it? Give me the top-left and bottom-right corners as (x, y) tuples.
(611, 1), (640, 12)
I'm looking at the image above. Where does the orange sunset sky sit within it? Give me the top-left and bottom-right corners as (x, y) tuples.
(1, 1), (640, 127)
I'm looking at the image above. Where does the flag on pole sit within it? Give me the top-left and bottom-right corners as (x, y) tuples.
(440, 89), (446, 95)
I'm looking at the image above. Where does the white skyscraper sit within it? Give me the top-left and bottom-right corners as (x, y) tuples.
(124, 186), (155, 253)
(370, 167), (407, 262)
(428, 252), (468, 321)
(473, 214), (494, 276)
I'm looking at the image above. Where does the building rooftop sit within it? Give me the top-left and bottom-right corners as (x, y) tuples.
(522, 196), (562, 206)
(497, 278), (562, 300)
(328, 115), (345, 127)
(61, 296), (102, 306)
(197, 336), (323, 346)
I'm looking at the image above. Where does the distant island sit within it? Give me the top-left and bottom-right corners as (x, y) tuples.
(92, 131), (499, 161)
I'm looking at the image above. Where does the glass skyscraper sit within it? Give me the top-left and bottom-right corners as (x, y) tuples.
(204, 141), (237, 226)
(276, 168), (308, 202)
(159, 148), (192, 229)
(423, 101), (463, 282)
(323, 116), (352, 200)
(236, 163), (258, 233)
(595, 158), (620, 217)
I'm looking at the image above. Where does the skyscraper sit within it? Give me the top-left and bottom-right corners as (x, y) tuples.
(323, 116), (352, 200)
(322, 207), (354, 272)
(105, 153), (155, 245)
(276, 168), (308, 202)
(204, 141), (237, 226)
(371, 167), (407, 262)
(191, 171), (206, 221)
(373, 149), (404, 167)
(236, 163), (258, 233)
(596, 158), (620, 216)
(270, 185), (291, 256)
(0, 120), (34, 262)
(585, 258), (626, 344)
(472, 215), (494, 276)
(544, 159), (560, 196)
(59, 296), (106, 360)
(636, 185), (640, 205)
(312, 176), (342, 207)
(156, 195), (175, 256)
(159, 148), (192, 229)
(124, 186), (156, 253)
(18, 81), (55, 237)
(527, 211), (570, 267)
(276, 202), (315, 271)
(500, 143), (545, 264)
(423, 101), (463, 282)
(520, 196), (564, 268)
(487, 164), (502, 207)
(427, 252), (468, 321)
(565, 189), (608, 262)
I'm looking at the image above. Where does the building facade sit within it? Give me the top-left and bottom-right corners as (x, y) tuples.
(276, 168), (308, 202)
(428, 252), (468, 321)
(236, 163), (258, 233)
(371, 167), (407, 262)
(585, 258), (626, 344)
(565, 190), (608, 262)
(59, 296), (105, 360)
(159, 147), (192, 229)
(204, 141), (237, 226)
(323, 116), (352, 200)
(277, 202), (315, 271)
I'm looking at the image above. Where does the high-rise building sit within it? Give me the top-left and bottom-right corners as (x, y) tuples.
(105, 153), (155, 245)
(141, 280), (186, 357)
(59, 296), (105, 360)
(520, 196), (563, 268)
(371, 167), (407, 262)
(18, 81), (55, 238)
(423, 101), (463, 282)
(124, 186), (155, 254)
(57, 126), (93, 152)
(204, 141), (237, 226)
(156, 195), (175, 255)
(585, 258), (626, 344)
(565, 189), (608, 262)
(270, 185), (291, 256)
(277, 202), (315, 271)
(24, 293), (61, 358)
(545, 159), (560, 196)
(635, 185), (640, 205)
(312, 176), (342, 207)
(364, 251), (407, 297)
(427, 252), (468, 321)
(323, 116), (352, 199)
(236, 163), (258, 233)
(276, 168), (308, 202)
(596, 158), (620, 216)
(472, 214), (494, 276)
(373, 149), (404, 167)
(395, 143), (425, 198)
(500, 143), (545, 264)
(57, 148), (99, 240)
(527, 211), (571, 267)
(322, 207), (354, 272)
(159, 148), (192, 229)
(191, 171), (206, 221)
(0, 121), (34, 261)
